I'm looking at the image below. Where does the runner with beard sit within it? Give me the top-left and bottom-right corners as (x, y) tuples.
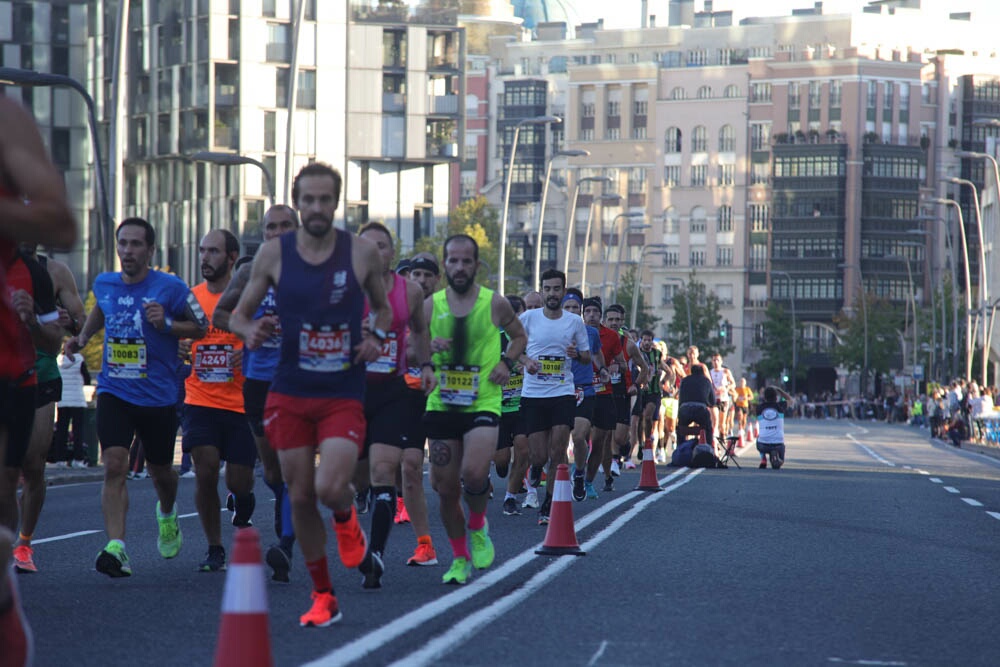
(424, 234), (525, 584)
(601, 305), (649, 473)
(582, 298), (623, 494)
(228, 162), (391, 627)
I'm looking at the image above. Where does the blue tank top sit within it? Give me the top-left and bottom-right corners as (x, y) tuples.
(572, 325), (601, 396)
(242, 285), (281, 381)
(270, 230), (366, 400)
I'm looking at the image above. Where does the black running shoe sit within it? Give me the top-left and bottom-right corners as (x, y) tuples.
(603, 476), (614, 493)
(537, 496), (552, 525)
(359, 550), (384, 590)
(355, 489), (371, 515)
(572, 474), (586, 502)
(198, 546), (227, 573)
(266, 543), (292, 583)
(502, 497), (521, 516)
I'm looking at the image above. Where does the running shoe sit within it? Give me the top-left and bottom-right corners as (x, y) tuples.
(95, 541), (132, 578)
(538, 497), (552, 526)
(332, 507), (368, 569)
(441, 557), (472, 585)
(572, 474), (586, 502)
(226, 493), (235, 512)
(528, 465), (543, 488)
(394, 497), (411, 524)
(299, 590), (342, 627)
(132, 471), (148, 480)
(354, 489), (370, 515)
(603, 476), (615, 493)
(502, 497), (521, 516)
(198, 546), (227, 572)
(12, 545), (37, 573)
(584, 481), (599, 500)
(179, 470), (196, 479)
(71, 459), (89, 469)
(769, 451), (784, 470)
(407, 542), (438, 566)
(610, 459), (621, 477)
(359, 550), (384, 590)
(231, 492), (255, 528)
(759, 457), (767, 469)
(266, 543), (292, 583)
(624, 461), (636, 470)
(469, 521), (495, 570)
(522, 488), (540, 509)
(156, 501), (182, 559)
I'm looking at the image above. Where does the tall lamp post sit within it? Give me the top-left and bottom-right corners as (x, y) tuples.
(929, 197), (973, 382)
(771, 270), (797, 395)
(600, 212), (644, 303)
(612, 223), (650, 303)
(563, 176), (612, 277)
(534, 149), (589, 290)
(629, 244), (668, 327)
(946, 175), (990, 388)
(190, 151), (275, 206)
(884, 252), (919, 382)
(0, 67), (113, 267)
(498, 115), (561, 293)
(840, 263), (869, 395)
(580, 193), (621, 293)
(662, 276), (692, 348)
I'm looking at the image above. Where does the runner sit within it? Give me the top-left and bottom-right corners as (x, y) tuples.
(523, 290), (543, 311)
(561, 292), (608, 501)
(601, 304), (649, 473)
(355, 222), (435, 589)
(11, 244), (85, 572)
(213, 204), (298, 581)
(0, 95), (76, 543)
(655, 342), (685, 462)
(65, 217), (209, 577)
(708, 353), (737, 444)
(734, 377), (754, 436)
(423, 234), (526, 584)
(582, 298), (622, 495)
(631, 331), (667, 462)
(183, 229), (259, 573)
(498, 295), (529, 515)
(228, 162), (391, 627)
(519, 269), (590, 524)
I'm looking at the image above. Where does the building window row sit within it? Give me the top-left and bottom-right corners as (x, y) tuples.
(861, 196), (917, 220)
(774, 154), (846, 178)
(862, 155), (920, 179)
(773, 194), (844, 218)
(772, 237), (843, 259)
(664, 125), (736, 154)
(773, 278), (842, 301)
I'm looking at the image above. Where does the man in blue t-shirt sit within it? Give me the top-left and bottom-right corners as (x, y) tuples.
(66, 218), (208, 578)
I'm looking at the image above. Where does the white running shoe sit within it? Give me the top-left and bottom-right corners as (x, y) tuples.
(610, 460), (621, 477)
(522, 489), (540, 509)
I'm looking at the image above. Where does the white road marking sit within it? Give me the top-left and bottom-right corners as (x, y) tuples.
(961, 498), (984, 507)
(828, 658), (907, 666)
(303, 469), (699, 667)
(586, 640), (609, 667)
(987, 511), (1000, 521)
(929, 478), (942, 483)
(914, 470), (929, 475)
(943, 487), (960, 494)
(847, 435), (894, 466)
(32, 530), (101, 545)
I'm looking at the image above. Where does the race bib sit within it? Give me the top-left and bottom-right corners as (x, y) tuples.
(537, 355), (566, 383)
(592, 375), (607, 394)
(439, 364), (479, 407)
(298, 323), (351, 372)
(107, 337), (148, 379)
(367, 332), (399, 375)
(575, 386), (585, 406)
(502, 371), (523, 402)
(194, 344), (234, 383)
(262, 320), (283, 349)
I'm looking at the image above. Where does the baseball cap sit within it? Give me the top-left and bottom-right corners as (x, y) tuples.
(395, 259), (412, 274)
(409, 256), (440, 275)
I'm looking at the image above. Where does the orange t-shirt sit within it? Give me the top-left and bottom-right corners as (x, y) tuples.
(184, 282), (245, 413)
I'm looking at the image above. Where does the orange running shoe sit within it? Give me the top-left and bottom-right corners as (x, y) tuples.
(299, 590), (342, 628)
(12, 545), (37, 573)
(406, 541), (438, 566)
(332, 507), (368, 569)
(394, 497), (411, 524)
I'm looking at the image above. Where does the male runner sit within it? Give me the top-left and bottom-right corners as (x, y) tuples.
(213, 204), (298, 581)
(185, 229), (258, 572)
(631, 331), (667, 460)
(602, 304), (649, 473)
(229, 162), (391, 627)
(11, 244), (84, 572)
(523, 290), (543, 310)
(0, 95), (76, 547)
(708, 353), (737, 441)
(734, 377), (754, 436)
(424, 234), (525, 584)
(498, 295), (530, 515)
(65, 217), (209, 577)
(355, 222), (434, 589)
(583, 298), (623, 495)
(519, 269), (590, 524)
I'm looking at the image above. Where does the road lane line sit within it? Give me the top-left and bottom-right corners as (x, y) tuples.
(943, 487), (960, 493)
(929, 478), (942, 483)
(847, 434), (895, 466)
(32, 530), (101, 545)
(987, 512), (1000, 521)
(586, 640), (609, 667)
(961, 498), (984, 507)
(303, 469), (700, 667)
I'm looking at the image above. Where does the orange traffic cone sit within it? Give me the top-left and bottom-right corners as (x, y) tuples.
(753, 420), (760, 440)
(746, 423), (754, 444)
(635, 440), (662, 492)
(213, 528), (273, 667)
(736, 429), (745, 450)
(536, 464), (586, 556)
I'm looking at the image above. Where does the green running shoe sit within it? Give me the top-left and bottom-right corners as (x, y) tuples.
(469, 521), (495, 570)
(156, 501), (182, 559)
(95, 541), (132, 578)
(442, 557), (472, 585)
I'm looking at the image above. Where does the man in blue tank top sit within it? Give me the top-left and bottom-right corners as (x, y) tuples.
(228, 162), (393, 628)
(214, 204), (299, 582)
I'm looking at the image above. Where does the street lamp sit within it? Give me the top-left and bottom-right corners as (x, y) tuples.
(579, 193), (621, 293)
(629, 244), (668, 327)
(0, 67), (113, 268)
(612, 223), (651, 304)
(662, 276), (693, 348)
(563, 176), (612, 277)
(534, 149), (589, 290)
(883, 253), (919, 383)
(771, 270), (797, 395)
(189, 151), (275, 206)
(946, 175), (991, 388)
(600, 212), (645, 303)
(839, 263), (869, 395)
(498, 115), (561, 293)
(928, 197), (973, 382)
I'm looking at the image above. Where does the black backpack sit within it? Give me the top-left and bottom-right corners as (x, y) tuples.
(669, 439), (697, 467)
(690, 443), (725, 469)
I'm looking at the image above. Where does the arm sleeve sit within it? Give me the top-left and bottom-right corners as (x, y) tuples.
(175, 284), (209, 328)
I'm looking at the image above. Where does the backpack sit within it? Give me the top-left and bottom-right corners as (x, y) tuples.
(669, 438), (697, 467)
(690, 443), (725, 469)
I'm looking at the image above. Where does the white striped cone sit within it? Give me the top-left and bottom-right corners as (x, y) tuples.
(213, 528), (273, 667)
(536, 464), (585, 556)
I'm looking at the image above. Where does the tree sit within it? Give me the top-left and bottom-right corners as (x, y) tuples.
(831, 292), (904, 380)
(411, 196), (525, 294)
(664, 272), (735, 359)
(615, 265), (661, 332)
(753, 302), (795, 383)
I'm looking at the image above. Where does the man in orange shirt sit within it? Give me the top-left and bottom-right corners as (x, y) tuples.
(184, 229), (257, 572)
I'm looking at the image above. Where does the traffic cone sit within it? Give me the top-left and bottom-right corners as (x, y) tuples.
(753, 420), (760, 440)
(736, 429), (745, 450)
(635, 439), (662, 492)
(746, 423), (754, 444)
(536, 464), (586, 556)
(213, 528), (273, 667)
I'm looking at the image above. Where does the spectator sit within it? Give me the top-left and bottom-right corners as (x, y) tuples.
(49, 352), (91, 467)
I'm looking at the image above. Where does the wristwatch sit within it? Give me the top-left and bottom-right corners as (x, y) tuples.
(502, 356), (517, 372)
(372, 327), (388, 342)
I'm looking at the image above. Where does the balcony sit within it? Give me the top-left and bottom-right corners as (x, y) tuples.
(266, 42), (290, 62)
(383, 93), (406, 113)
(427, 94), (458, 115)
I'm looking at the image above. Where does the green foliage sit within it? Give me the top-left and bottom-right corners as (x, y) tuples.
(753, 303), (794, 382)
(831, 291), (904, 376)
(614, 266), (661, 332)
(664, 272), (735, 358)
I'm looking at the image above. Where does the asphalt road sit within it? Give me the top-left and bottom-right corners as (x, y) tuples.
(16, 420), (1000, 666)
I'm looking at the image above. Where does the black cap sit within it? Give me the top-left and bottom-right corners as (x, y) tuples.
(409, 256), (440, 275)
(395, 259), (412, 274)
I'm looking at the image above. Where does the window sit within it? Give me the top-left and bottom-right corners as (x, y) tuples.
(670, 87), (686, 101)
(51, 129), (70, 170)
(750, 82), (771, 103)
(628, 168), (646, 194)
(297, 70), (316, 109)
(690, 248), (706, 266)
(664, 165), (680, 187)
(663, 251), (679, 267)
(697, 86), (712, 99)
(691, 126), (707, 152)
(606, 126), (621, 140)
(662, 207), (679, 233)
(808, 81), (822, 108)
(788, 83), (800, 109)
(867, 80), (878, 108)
(264, 111), (276, 152)
(900, 83), (910, 111)
(718, 125), (735, 152)
(262, 0), (276, 17)
(266, 23), (291, 62)
(724, 84), (741, 98)
(632, 126), (647, 139)
(749, 204), (769, 232)
(829, 80), (842, 108)
(716, 247), (733, 266)
(750, 123), (770, 151)
(690, 206), (707, 233)
(665, 127), (682, 153)
(662, 283), (680, 305)
(715, 284), (734, 304)
(883, 82), (893, 111)
(719, 164), (735, 186)
(750, 163), (769, 185)
(691, 165), (707, 187)
(686, 50), (708, 66)
(717, 205), (733, 231)
(275, 68), (289, 107)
